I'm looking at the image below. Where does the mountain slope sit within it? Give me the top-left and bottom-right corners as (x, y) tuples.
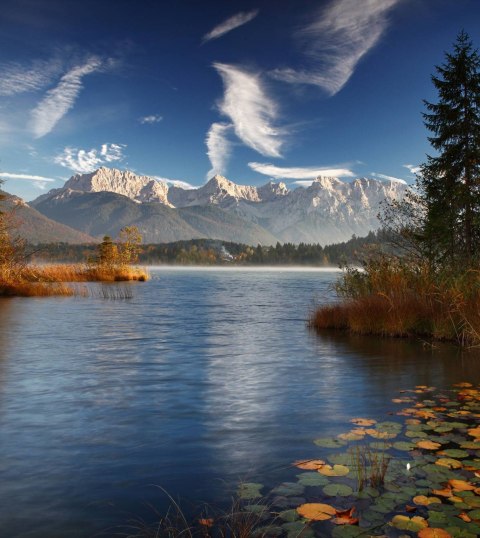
(0, 191), (96, 244)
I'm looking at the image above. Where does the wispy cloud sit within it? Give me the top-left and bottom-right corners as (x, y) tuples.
(271, 0), (401, 95)
(404, 164), (421, 175)
(54, 143), (126, 174)
(154, 177), (196, 190)
(249, 162), (354, 179)
(0, 172), (56, 182)
(371, 172), (407, 185)
(214, 63), (284, 158)
(30, 56), (103, 138)
(203, 9), (259, 43)
(139, 114), (163, 124)
(205, 122), (233, 180)
(0, 58), (63, 96)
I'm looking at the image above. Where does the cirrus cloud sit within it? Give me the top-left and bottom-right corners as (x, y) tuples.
(214, 63), (284, 158)
(248, 162), (354, 180)
(203, 9), (259, 43)
(271, 0), (402, 96)
(30, 56), (104, 138)
(205, 122), (233, 180)
(54, 143), (126, 174)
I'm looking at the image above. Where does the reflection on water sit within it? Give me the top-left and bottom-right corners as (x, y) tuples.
(0, 269), (479, 537)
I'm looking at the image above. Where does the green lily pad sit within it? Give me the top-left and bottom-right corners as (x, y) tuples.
(405, 430), (428, 438)
(238, 482), (263, 499)
(297, 472), (329, 487)
(278, 509), (299, 522)
(252, 526), (283, 537)
(435, 425), (454, 433)
(376, 421), (402, 432)
(440, 449), (469, 458)
(314, 437), (346, 449)
(271, 482), (304, 497)
(322, 483), (353, 497)
(428, 510), (449, 527)
(468, 509), (480, 520)
(282, 521), (314, 538)
(328, 453), (352, 465)
(464, 496), (480, 508)
(355, 486), (379, 498)
(460, 442), (480, 449)
(332, 526), (367, 538)
(244, 504), (268, 514)
(445, 528), (478, 538)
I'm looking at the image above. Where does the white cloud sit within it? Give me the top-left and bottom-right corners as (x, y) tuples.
(30, 56), (103, 138)
(0, 172), (56, 182)
(139, 114), (163, 124)
(205, 122), (233, 179)
(271, 0), (401, 96)
(371, 172), (407, 185)
(203, 9), (259, 43)
(0, 58), (62, 96)
(154, 177), (196, 190)
(404, 164), (421, 175)
(248, 162), (354, 179)
(54, 143), (126, 174)
(214, 63), (284, 158)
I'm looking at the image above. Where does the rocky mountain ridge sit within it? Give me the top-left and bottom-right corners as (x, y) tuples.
(30, 167), (408, 245)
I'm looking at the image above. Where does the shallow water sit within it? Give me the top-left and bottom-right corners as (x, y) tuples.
(0, 268), (479, 537)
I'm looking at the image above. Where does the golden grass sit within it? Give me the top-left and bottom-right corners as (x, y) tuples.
(310, 258), (480, 346)
(0, 263), (148, 297)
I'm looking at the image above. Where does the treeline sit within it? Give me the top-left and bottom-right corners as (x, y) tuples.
(29, 230), (392, 266)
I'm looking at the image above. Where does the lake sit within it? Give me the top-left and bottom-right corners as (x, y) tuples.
(0, 267), (479, 537)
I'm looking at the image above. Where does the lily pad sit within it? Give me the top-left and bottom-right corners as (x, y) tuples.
(282, 521), (314, 538)
(314, 437), (346, 449)
(439, 449), (469, 459)
(391, 514), (428, 531)
(296, 502), (336, 521)
(332, 526), (367, 538)
(272, 482), (305, 497)
(318, 464), (349, 477)
(238, 482), (263, 500)
(393, 441), (416, 451)
(323, 483), (353, 497)
(278, 509), (299, 522)
(435, 457), (463, 469)
(297, 472), (329, 487)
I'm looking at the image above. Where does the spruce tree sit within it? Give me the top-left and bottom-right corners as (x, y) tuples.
(419, 31), (480, 267)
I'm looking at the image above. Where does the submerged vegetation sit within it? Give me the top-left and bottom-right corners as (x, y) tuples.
(312, 32), (480, 347)
(130, 382), (480, 537)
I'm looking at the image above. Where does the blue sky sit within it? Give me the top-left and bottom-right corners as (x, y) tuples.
(1, 0), (479, 201)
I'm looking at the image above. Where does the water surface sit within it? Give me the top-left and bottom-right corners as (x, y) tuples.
(0, 268), (479, 537)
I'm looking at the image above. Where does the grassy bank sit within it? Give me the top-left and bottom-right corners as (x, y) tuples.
(310, 258), (480, 346)
(0, 263), (149, 297)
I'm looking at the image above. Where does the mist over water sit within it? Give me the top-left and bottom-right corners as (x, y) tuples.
(0, 268), (478, 537)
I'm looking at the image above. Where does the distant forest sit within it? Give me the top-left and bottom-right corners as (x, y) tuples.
(29, 229), (393, 266)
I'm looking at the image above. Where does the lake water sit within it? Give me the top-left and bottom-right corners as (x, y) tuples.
(0, 268), (479, 537)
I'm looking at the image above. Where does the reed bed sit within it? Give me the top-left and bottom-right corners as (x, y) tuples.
(310, 257), (480, 346)
(0, 264), (148, 297)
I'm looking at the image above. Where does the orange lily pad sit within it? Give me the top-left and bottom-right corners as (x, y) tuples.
(413, 495), (441, 506)
(350, 418), (377, 426)
(448, 479), (475, 491)
(332, 507), (358, 525)
(435, 458), (462, 469)
(297, 503), (336, 521)
(416, 440), (441, 450)
(293, 459), (325, 470)
(318, 464), (349, 477)
(418, 529), (452, 538)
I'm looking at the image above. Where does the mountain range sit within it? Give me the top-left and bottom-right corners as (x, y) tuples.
(21, 167), (408, 245)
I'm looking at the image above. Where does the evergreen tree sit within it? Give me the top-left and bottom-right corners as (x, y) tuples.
(419, 31), (480, 266)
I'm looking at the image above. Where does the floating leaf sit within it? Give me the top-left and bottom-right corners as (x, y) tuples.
(198, 518), (214, 527)
(323, 483), (353, 497)
(418, 529), (453, 538)
(338, 432), (364, 441)
(238, 482), (263, 499)
(350, 418), (376, 426)
(318, 464), (349, 477)
(278, 509), (299, 522)
(417, 440), (442, 450)
(297, 472), (329, 487)
(468, 427), (480, 438)
(436, 458), (463, 469)
(332, 526), (366, 538)
(244, 504), (267, 514)
(314, 437), (346, 448)
(293, 459), (325, 470)
(448, 479), (475, 491)
(365, 428), (397, 439)
(439, 449), (469, 459)
(296, 502), (336, 520)
(332, 507), (358, 526)
(282, 521), (314, 538)
(413, 495), (442, 505)
(272, 482), (304, 496)
(391, 515), (428, 531)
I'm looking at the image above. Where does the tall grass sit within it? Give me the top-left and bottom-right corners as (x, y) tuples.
(0, 264), (148, 297)
(310, 256), (480, 346)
